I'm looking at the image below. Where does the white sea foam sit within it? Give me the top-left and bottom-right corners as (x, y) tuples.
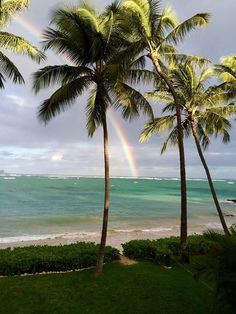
(212, 179), (227, 182)
(220, 199), (236, 204)
(141, 227), (172, 233)
(112, 229), (137, 233)
(61, 232), (98, 239)
(205, 222), (222, 229)
(112, 227), (172, 233)
(227, 181), (234, 184)
(0, 231), (100, 244)
(3, 177), (16, 180)
(0, 233), (64, 244)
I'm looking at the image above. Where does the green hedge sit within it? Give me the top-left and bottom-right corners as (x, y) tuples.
(0, 242), (120, 276)
(122, 235), (214, 266)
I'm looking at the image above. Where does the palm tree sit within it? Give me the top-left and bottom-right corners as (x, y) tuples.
(119, 0), (210, 260)
(0, 0), (44, 87)
(141, 63), (236, 234)
(33, 2), (152, 276)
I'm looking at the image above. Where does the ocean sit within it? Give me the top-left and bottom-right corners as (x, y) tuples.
(0, 175), (235, 247)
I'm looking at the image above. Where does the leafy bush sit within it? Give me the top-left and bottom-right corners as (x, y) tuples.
(122, 234), (216, 267)
(193, 231), (236, 313)
(122, 240), (157, 260)
(0, 242), (119, 276)
(122, 239), (172, 267)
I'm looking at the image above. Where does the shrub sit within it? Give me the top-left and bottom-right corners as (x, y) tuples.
(0, 242), (119, 276)
(122, 240), (157, 260)
(122, 234), (216, 267)
(122, 239), (172, 267)
(194, 230), (236, 313)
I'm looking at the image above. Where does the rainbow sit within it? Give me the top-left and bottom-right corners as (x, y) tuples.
(13, 14), (139, 177)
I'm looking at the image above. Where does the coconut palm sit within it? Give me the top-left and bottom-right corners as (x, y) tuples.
(141, 63), (236, 234)
(33, 2), (152, 276)
(119, 0), (210, 260)
(0, 0), (44, 87)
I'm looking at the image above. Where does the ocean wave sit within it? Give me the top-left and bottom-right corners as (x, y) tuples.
(61, 232), (98, 239)
(3, 177), (16, 180)
(112, 227), (172, 233)
(227, 181), (234, 184)
(187, 178), (207, 182)
(142, 227), (172, 233)
(220, 199), (236, 204)
(0, 233), (64, 244)
(0, 231), (99, 244)
(205, 222), (222, 229)
(212, 179), (227, 182)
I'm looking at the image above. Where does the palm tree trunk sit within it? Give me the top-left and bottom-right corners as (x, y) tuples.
(149, 51), (189, 262)
(95, 114), (110, 276)
(190, 121), (230, 235)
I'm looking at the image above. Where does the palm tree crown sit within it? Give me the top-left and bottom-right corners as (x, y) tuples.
(141, 62), (236, 233)
(141, 63), (236, 150)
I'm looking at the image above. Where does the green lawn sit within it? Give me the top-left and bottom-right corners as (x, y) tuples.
(0, 261), (215, 314)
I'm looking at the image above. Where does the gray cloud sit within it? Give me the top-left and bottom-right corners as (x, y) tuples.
(0, 0), (235, 178)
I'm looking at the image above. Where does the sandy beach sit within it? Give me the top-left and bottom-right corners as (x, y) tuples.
(1, 216), (233, 251)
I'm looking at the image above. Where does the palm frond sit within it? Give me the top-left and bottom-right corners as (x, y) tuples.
(37, 76), (92, 124)
(166, 54), (210, 68)
(140, 115), (175, 142)
(145, 90), (173, 103)
(122, 0), (152, 38)
(0, 0), (29, 28)
(0, 71), (5, 89)
(196, 123), (210, 150)
(0, 51), (24, 84)
(0, 32), (45, 62)
(163, 13), (210, 45)
(127, 68), (157, 85)
(86, 86), (110, 137)
(214, 64), (236, 84)
(113, 81), (154, 120)
(160, 126), (178, 154)
(33, 65), (92, 94)
(154, 4), (179, 40)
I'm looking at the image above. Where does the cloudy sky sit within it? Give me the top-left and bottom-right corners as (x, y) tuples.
(1, 0), (235, 178)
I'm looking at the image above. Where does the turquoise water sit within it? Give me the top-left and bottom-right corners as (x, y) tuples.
(0, 176), (235, 243)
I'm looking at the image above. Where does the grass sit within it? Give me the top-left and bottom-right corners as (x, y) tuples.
(0, 261), (215, 314)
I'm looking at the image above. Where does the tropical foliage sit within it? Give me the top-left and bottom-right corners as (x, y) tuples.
(217, 55), (236, 84)
(0, 242), (119, 276)
(3, 0), (235, 284)
(33, 2), (152, 276)
(117, 0), (210, 260)
(141, 62), (236, 234)
(194, 229), (236, 313)
(0, 0), (44, 88)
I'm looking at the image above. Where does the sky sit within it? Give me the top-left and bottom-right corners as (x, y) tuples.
(0, 0), (235, 178)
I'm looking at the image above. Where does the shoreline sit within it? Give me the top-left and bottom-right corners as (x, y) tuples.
(0, 221), (231, 251)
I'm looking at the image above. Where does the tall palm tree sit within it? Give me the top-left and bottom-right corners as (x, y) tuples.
(33, 2), (152, 276)
(119, 0), (210, 260)
(141, 63), (236, 234)
(0, 0), (44, 87)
